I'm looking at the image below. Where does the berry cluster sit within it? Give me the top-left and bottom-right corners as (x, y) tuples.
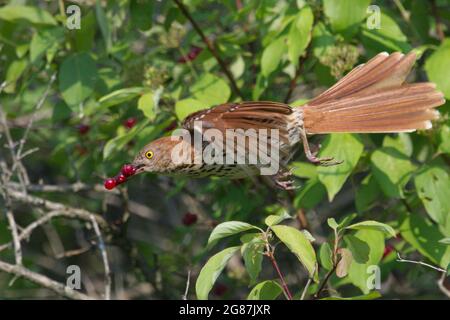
(104, 164), (137, 190)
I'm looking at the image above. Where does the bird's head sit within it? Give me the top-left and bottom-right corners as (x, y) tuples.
(131, 136), (191, 175)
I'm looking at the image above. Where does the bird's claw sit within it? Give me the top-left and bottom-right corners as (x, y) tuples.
(307, 155), (343, 167)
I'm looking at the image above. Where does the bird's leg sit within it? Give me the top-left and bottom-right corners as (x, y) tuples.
(271, 168), (299, 191)
(300, 128), (343, 166)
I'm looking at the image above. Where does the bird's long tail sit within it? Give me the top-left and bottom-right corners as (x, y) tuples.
(302, 51), (445, 134)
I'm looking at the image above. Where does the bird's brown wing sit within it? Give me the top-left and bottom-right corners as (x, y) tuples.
(182, 101), (292, 133)
(181, 101), (294, 172)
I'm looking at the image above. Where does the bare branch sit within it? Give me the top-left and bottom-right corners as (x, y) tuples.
(90, 215), (112, 300)
(182, 269), (191, 300)
(396, 253), (446, 273)
(7, 181), (120, 195)
(0, 259), (94, 300)
(6, 189), (110, 231)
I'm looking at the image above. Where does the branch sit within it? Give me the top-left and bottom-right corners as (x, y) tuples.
(437, 272), (450, 299)
(7, 181), (120, 195)
(264, 241), (293, 300)
(182, 269), (191, 300)
(396, 253), (446, 273)
(173, 0), (244, 100)
(0, 259), (94, 300)
(6, 189), (110, 231)
(90, 215), (112, 300)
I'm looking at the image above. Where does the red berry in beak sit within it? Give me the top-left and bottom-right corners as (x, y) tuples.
(121, 164), (136, 177)
(116, 173), (126, 184)
(104, 178), (116, 190)
(123, 117), (137, 129)
(182, 212), (198, 226)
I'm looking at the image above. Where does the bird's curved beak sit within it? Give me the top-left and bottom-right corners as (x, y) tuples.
(131, 160), (146, 174)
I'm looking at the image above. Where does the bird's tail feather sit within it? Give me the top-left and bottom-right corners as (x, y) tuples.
(302, 51), (445, 134)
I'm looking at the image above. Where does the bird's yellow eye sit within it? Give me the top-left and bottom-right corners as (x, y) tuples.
(145, 150), (154, 159)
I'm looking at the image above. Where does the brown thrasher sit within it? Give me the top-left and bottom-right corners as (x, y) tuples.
(109, 52), (445, 190)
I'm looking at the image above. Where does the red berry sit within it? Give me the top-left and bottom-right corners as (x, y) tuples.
(182, 212), (198, 226)
(212, 283), (228, 296)
(121, 164), (136, 177)
(123, 117), (137, 129)
(116, 174), (126, 184)
(104, 178), (116, 190)
(77, 124), (90, 135)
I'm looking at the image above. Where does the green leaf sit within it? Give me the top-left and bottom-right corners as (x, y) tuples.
(348, 230), (385, 294)
(440, 238), (450, 245)
(98, 87), (146, 108)
(288, 6), (314, 65)
(271, 225), (318, 281)
(355, 174), (381, 212)
(291, 162), (317, 179)
(319, 242), (333, 271)
(327, 218), (339, 231)
(425, 39), (450, 99)
(95, 0), (112, 51)
(382, 134), (413, 157)
(261, 37), (287, 77)
(360, 13), (411, 53)
(241, 238), (264, 284)
(191, 73), (231, 106)
(323, 0), (370, 37)
(264, 210), (292, 227)
(400, 214), (450, 269)
(371, 147), (416, 198)
(4, 59), (28, 93)
(103, 119), (150, 159)
(346, 220), (396, 238)
(207, 221), (258, 249)
(0, 5), (57, 25)
(247, 280), (283, 300)
(344, 234), (370, 264)
(322, 291), (381, 300)
(293, 177), (326, 209)
(30, 27), (65, 64)
(438, 124), (450, 154)
(318, 134), (364, 201)
(138, 92), (157, 121)
(414, 164), (450, 229)
(59, 53), (98, 108)
(196, 246), (240, 300)
(312, 22), (335, 58)
(130, 0), (153, 30)
(175, 98), (208, 121)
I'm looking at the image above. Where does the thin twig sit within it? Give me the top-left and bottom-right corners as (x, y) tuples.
(7, 181), (120, 195)
(3, 206), (23, 264)
(0, 259), (94, 300)
(437, 272), (450, 298)
(313, 264), (337, 299)
(5, 189), (110, 230)
(90, 215), (112, 300)
(300, 266), (315, 300)
(173, 0), (244, 100)
(182, 269), (191, 300)
(396, 252), (446, 273)
(16, 73), (56, 161)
